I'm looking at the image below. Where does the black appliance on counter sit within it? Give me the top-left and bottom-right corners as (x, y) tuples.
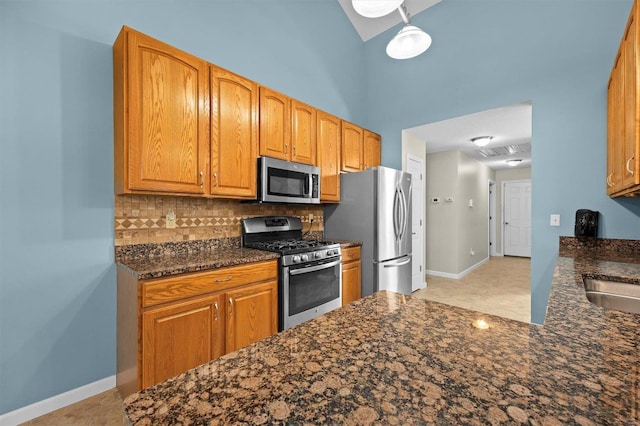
(574, 209), (599, 238)
(241, 216), (342, 331)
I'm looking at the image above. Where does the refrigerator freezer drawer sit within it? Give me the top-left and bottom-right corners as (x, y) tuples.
(375, 255), (412, 295)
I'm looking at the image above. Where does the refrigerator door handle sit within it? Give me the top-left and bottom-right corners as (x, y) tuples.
(393, 187), (401, 241)
(398, 185), (407, 241)
(383, 257), (412, 267)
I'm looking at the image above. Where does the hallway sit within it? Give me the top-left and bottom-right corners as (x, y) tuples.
(412, 256), (531, 323)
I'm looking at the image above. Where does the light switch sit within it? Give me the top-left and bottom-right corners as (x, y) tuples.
(550, 214), (560, 227)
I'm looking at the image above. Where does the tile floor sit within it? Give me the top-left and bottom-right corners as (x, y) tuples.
(21, 255), (530, 424)
(412, 255), (531, 323)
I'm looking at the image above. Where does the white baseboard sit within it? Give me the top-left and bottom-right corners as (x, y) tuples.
(0, 375), (116, 426)
(426, 256), (490, 280)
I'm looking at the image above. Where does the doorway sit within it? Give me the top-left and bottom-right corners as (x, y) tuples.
(489, 180), (496, 257)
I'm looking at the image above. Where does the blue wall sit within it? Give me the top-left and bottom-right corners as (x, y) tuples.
(0, 0), (363, 414)
(360, 0), (640, 323)
(2, 0), (640, 416)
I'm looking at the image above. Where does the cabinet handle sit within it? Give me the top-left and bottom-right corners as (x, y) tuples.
(293, 145), (296, 156)
(214, 275), (233, 283)
(213, 172), (218, 188)
(284, 143), (288, 154)
(214, 301), (219, 320)
(228, 297), (234, 317)
(200, 171), (204, 188)
(607, 173), (613, 187)
(626, 156), (635, 176)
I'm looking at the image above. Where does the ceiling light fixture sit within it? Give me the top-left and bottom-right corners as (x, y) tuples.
(386, 3), (431, 60)
(470, 136), (493, 147)
(507, 159), (522, 167)
(352, 0), (403, 18)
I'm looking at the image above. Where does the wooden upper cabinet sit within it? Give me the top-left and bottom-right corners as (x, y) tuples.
(225, 280), (278, 353)
(341, 121), (364, 172)
(291, 99), (317, 165)
(608, 0), (640, 197)
(623, 13), (639, 190)
(113, 26), (209, 195)
(210, 65), (258, 198)
(364, 130), (381, 169)
(259, 87), (291, 161)
(141, 293), (225, 388)
(317, 110), (342, 202)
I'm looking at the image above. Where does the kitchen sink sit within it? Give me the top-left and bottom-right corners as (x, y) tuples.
(583, 278), (640, 315)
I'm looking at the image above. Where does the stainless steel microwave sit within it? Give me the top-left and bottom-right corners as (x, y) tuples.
(258, 156), (320, 204)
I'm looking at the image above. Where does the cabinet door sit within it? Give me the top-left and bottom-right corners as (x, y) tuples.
(614, 51), (626, 193)
(607, 73), (618, 194)
(142, 293), (225, 388)
(341, 121), (364, 172)
(342, 247), (361, 306)
(364, 130), (381, 170)
(259, 87), (290, 160)
(119, 28), (209, 195)
(291, 99), (317, 165)
(317, 110), (342, 202)
(226, 281), (278, 353)
(211, 65), (258, 198)
(623, 14), (639, 189)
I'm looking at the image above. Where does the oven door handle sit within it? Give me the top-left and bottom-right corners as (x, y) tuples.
(289, 259), (341, 275)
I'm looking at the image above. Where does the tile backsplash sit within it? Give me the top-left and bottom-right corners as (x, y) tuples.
(115, 195), (324, 246)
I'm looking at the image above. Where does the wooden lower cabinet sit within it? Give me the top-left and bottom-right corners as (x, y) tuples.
(226, 281), (278, 352)
(117, 259), (278, 396)
(341, 246), (362, 306)
(142, 293), (225, 388)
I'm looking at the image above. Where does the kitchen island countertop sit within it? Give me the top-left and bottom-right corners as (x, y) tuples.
(123, 245), (640, 424)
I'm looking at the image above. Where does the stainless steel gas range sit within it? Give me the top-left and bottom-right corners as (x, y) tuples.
(242, 216), (342, 330)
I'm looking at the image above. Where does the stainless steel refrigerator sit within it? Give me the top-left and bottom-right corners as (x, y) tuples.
(324, 166), (412, 297)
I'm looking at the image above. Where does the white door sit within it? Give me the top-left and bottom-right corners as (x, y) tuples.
(503, 180), (531, 257)
(489, 180), (496, 256)
(406, 155), (426, 291)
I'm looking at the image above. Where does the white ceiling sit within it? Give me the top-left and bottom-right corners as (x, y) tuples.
(404, 102), (533, 170)
(337, 0), (441, 41)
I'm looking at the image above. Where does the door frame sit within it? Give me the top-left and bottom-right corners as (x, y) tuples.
(406, 153), (426, 291)
(501, 179), (532, 258)
(488, 179), (496, 257)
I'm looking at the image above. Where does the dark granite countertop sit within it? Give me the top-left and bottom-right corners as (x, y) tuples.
(123, 240), (640, 424)
(117, 247), (279, 280)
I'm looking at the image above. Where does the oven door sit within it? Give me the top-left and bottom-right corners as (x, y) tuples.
(281, 258), (342, 330)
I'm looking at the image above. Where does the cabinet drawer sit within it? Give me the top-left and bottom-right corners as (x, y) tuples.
(142, 260), (278, 307)
(342, 246), (361, 263)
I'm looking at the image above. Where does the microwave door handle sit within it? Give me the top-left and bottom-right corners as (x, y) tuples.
(290, 259), (342, 275)
(305, 174), (311, 196)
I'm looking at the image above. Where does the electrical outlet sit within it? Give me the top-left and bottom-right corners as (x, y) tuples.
(309, 213), (314, 221)
(166, 209), (176, 229)
(470, 248), (475, 256)
(550, 214), (560, 227)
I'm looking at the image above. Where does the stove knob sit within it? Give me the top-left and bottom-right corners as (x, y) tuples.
(292, 255), (301, 263)
(326, 249), (334, 256)
(301, 254), (309, 262)
(315, 252), (322, 259)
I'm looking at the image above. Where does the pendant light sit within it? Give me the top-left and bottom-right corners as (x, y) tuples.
(386, 24), (432, 60)
(352, 0), (403, 18)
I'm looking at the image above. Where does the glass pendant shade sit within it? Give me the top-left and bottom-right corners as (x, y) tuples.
(352, 0), (403, 18)
(386, 25), (432, 60)
(470, 136), (493, 147)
